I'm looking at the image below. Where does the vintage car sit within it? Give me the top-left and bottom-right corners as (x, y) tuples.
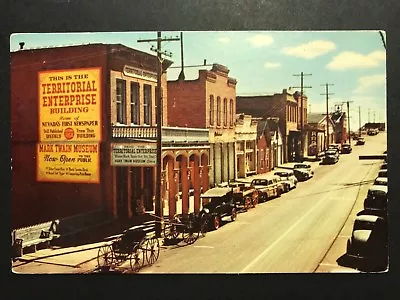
(226, 181), (258, 210)
(380, 162), (387, 170)
(346, 214), (388, 269)
(356, 137), (365, 145)
(363, 185), (388, 214)
(293, 163), (314, 181)
(322, 149), (339, 164)
(378, 169), (387, 178)
(374, 177), (387, 186)
(250, 176), (279, 202)
(200, 187), (237, 230)
(274, 170), (297, 190)
(341, 143), (352, 154)
(328, 143), (342, 153)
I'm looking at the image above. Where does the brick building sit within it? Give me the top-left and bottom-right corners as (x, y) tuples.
(237, 89), (308, 163)
(331, 108), (348, 144)
(167, 63), (237, 186)
(11, 43), (209, 229)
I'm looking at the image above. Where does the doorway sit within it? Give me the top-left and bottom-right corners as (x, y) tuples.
(116, 167), (129, 219)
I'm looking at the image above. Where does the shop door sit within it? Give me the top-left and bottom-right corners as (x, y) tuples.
(116, 167), (129, 219)
(143, 167), (154, 211)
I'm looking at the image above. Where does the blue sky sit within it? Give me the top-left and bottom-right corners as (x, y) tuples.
(10, 31), (386, 131)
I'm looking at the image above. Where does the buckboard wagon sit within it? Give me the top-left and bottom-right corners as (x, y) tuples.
(96, 228), (160, 273)
(229, 182), (259, 210)
(163, 212), (208, 245)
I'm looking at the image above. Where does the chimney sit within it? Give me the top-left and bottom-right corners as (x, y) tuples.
(19, 42), (25, 50)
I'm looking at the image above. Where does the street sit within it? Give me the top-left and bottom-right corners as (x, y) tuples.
(138, 133), (386, 273)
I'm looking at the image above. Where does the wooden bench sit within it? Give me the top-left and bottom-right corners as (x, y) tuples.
(12, 220), (60, 257)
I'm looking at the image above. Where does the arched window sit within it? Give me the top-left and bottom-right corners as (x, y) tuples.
(223, 98), (228, 127)
(217, 96), (221, 126)
(209, 95), (214, 126)
(230, 99), (234, 126)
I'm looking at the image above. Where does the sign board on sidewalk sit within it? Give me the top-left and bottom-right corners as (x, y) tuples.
(111, 143), (157, 166)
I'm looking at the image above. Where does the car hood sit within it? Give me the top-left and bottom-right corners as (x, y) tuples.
(352, 230), (372, 243)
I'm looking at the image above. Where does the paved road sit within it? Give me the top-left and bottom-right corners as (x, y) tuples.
(139, 133), (387, 273)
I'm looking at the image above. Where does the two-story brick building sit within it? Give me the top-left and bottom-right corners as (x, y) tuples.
(167, 63), (237, 187)
(236, 88), (308, 163)
(11, 43), (209, 229)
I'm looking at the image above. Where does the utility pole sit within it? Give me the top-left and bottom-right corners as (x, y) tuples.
(293, 72), (312, 161)
(368, 108), (370, 123)
(321, 83), (334, 149)
(345, 101), (353, 144)
(137, 32), (180, 238)
(359, 106), (362, 136)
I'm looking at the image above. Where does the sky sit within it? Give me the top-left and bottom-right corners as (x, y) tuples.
(10, 31), (387, 131)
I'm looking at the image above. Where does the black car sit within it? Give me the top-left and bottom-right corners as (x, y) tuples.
(200, 187), (237, 230)
(356, 137), (365, 145)
(346, 214), (388, 269)
(322, 149), (339, 164)
(364, 185), (388, 214)
(341, 144), (352, 154)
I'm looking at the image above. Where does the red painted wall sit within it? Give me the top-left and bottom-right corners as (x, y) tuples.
(167, 79), (206, 128)
(11, 45), (110, 228)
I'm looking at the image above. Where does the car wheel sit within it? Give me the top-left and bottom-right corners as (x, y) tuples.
(213, 215), (221, 230)
(231, 208), (237, 221)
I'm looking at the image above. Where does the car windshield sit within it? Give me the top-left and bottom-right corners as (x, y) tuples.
(252, 179), (268, 185)
(326, 150), (336, 155)
(294, 164), (309, 169)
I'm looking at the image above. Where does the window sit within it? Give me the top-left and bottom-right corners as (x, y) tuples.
(230, 99), (234, 126)
(130, 82), (139, 124)
(144, 84), (152, 125)
(209, 95), (214, 126)
(116, 79), (126, 124)
(217, 96), (221, 126)
(223, 98), (228, 127)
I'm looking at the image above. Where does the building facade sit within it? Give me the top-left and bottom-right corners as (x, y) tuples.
(167, 63), (237, 187)
(11, 43), (209, 229)
(256, 119), (272, 174)
(236, 88), (308, 163)
(331, 109), (348, 144)
(234, 114), (258, 178)
(306, 112), (336, 156)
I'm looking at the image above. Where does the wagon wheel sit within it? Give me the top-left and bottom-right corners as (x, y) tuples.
(145, 236), (160, 266)
(97, 244), (114, 271)
(129, 242), (145, 272)
(252, 191), (258, 207)
(244, 197), (252, 210)
(163, 223), (179, 240)
(200, 215), (208, 237)
(182, 221), (199, 244)
(213, 215), (221, 230)
(231, 208), (237, 221)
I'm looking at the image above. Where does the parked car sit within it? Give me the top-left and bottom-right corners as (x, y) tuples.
(200, 187), (237, 230)
(271, 175), (287, 194)
(341, 143), (352, 154)
(274, 170), (298, 190)
(328, 143), (342, 153)
(228, 181), (258, 210)
(378, 169), (387, 178)
(250, 176), (279, 202)
(374, 177), (387, 186)
(363, 185), (388, 214)
(380, 162), (387, 170)
(293, 163), (314, 181)
(356, 137), (365, 145)
(322, 149), (339, 164)
(346, 214), (388, 268)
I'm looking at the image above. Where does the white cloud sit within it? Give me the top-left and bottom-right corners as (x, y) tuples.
(282, 40), (336, 59)
(353, 74), (386, 94)
(247, 34), (274, 47)
(327, 50), (386, 70)
(263, 61), (281, 69)
(217, 37), (231, 44)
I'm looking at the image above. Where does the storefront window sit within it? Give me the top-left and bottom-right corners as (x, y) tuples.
(130, 82), (139, 125)
(217, 96), (221, 126)
(144, 84), (152, 125)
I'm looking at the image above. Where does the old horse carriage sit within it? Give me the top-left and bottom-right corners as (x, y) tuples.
(97, 228), (160, 273)
(226, 181), (259, 210)
(163, 212), (209, 245)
